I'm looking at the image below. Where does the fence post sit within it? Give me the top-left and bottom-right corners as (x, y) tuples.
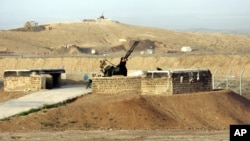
(212, 69), (218, 89)
(240, 68), (245, 95)
(226, 69), (232, 89)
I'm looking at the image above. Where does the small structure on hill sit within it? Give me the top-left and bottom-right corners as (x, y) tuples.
(181, 46), (192, 52)
(92, 68), (212, 95)
(3, 69), (65, 92)
(98, 13), (105, 19)
(24, 21), (38, 29)
(146, 46), (155, 54)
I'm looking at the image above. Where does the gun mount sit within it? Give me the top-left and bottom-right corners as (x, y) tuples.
(100, 40), (140, 77)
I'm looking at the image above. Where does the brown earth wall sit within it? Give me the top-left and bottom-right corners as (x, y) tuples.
(172, 77), (212, 94)
(92, 76), (212, 95)
(4, 75), (45, 92)
(92, 77), (141, 94)
(141, 77), (173, 95)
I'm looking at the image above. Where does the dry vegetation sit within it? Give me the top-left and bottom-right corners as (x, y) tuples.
(1, 20), (250, 140)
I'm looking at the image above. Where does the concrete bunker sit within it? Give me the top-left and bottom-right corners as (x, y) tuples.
(146, 69), (212, 94)
(3, 69), (65, 92)
(92, 68), (212, 95)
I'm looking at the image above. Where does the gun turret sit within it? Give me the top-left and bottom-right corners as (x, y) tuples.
(101, 40), (140, 77)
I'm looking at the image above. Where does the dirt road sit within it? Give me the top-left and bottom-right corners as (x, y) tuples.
(0, 130), (229, 141)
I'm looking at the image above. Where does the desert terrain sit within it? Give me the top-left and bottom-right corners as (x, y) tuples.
(1, 19), (250, 140)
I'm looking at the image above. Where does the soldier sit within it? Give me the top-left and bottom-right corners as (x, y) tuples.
(86, 79), (92, 89)
(103, 41), (139, 77)
(114, 57), (127, 76)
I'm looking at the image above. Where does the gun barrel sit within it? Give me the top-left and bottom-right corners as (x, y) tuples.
(124, 40), (139, 59)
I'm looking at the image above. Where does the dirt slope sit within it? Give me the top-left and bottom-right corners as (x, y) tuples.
(0, 90), (250, 132)
(1, 21), (250, 56)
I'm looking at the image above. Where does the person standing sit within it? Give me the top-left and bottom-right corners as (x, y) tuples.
(115, 57), (127, 76)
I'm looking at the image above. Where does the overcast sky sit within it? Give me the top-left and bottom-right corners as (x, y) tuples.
(1, 0), (250, 31)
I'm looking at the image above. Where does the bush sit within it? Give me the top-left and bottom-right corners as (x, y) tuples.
(29, 25), (46, 32)
(10, 21), (46, 32)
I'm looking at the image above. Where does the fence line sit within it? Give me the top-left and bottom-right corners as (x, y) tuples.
(67, 68), (250, 95)
(212, 68), (250, 95)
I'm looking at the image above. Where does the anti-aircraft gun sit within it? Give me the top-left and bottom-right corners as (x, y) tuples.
(100, 40), (140, 77)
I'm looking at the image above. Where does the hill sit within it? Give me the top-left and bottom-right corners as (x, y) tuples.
(1, 20), (250, 56)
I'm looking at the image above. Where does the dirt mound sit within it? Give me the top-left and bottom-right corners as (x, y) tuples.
(110, 39), (162, 52)
(0, 90), (250, 132)
(52, 44), (97, 55)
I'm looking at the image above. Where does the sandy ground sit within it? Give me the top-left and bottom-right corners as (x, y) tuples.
(0, 89), (249, 140)
(0, 130), (229, 141)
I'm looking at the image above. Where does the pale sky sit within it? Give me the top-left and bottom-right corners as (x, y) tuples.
(1, 0), (250, 31)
